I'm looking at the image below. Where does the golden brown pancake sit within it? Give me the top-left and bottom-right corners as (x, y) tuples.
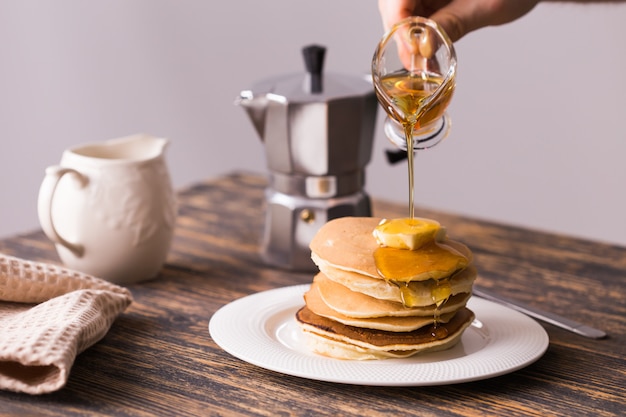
(304, 277), (457, 331)
(309, 217), (472, 282)
(313, 257), (477, 307)
(296, 306), (475, 360)
(312, 272), (470, 318)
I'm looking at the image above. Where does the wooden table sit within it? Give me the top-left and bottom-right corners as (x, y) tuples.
(1, 172), (625, 416)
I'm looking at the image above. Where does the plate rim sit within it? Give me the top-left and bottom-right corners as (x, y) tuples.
(209, 284), (549, 386)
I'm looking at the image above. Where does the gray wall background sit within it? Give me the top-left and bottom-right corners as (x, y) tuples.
(1, 1), (625, 246)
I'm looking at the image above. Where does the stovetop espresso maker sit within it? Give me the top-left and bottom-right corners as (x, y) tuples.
(237, 45), (378, 270)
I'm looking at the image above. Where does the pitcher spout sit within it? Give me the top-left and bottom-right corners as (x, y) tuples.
(106, 133), (168, 160)
(68, 133), (169, 163)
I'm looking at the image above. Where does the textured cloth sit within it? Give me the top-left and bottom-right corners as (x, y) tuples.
(0, 253), (132, 394)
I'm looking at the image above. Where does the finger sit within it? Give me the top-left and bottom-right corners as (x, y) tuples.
(429, 0), (539, 42)
(428, 8), (468, 42)
(378, 0), (422, 31)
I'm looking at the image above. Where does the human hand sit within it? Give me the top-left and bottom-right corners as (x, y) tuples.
(378, 0), (540, 42)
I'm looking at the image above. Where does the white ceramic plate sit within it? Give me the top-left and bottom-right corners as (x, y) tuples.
(209, 285), (549, 386)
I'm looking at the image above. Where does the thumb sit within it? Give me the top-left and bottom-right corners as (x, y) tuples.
(429, 0), (540, 42)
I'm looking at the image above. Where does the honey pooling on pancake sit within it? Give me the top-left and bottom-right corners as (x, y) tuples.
(430, 278), (453, 338)
(373, 218), (467, 340)
(373, 242), (468, 282)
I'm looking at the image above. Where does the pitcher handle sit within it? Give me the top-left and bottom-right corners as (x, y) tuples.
(37, 166), (87, 256)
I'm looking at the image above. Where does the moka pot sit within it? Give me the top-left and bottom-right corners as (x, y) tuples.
(237, 45), (378, 270)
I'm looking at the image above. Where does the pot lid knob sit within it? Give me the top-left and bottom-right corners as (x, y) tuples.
(302, 44), (326, 94)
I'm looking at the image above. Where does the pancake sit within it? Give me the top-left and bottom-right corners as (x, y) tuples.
(304, 277), (457, 331)
(302, 329), (464, 360)
(313, 256), (477, 307)
(309, 217), (381, 278)
(300, 216), (477, 361)
(309, 217), (472, 282)
(296, 305), (475, 360)
(312, 272), (470, 318)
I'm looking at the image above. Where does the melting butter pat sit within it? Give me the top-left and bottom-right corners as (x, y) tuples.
(373, 218), (445, 250)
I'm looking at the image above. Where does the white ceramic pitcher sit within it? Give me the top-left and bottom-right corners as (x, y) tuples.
(37, 133), (177, 284)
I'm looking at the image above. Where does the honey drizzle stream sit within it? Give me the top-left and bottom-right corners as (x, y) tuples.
(404, 123), (416, 220)
(430, 278), (451, 339)
(404, 115), (450, 340)
(388, 60), (454, 340)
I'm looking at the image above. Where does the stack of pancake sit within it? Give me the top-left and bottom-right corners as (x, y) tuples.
(295, 216), (476, 360)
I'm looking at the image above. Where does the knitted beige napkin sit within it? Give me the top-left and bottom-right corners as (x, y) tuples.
(0, 253), (132, 395)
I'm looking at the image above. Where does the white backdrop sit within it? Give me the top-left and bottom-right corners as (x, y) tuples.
(1, 1), (625, 246)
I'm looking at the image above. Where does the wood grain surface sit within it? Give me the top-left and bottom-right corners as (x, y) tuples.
(1, 172), (624, 416)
